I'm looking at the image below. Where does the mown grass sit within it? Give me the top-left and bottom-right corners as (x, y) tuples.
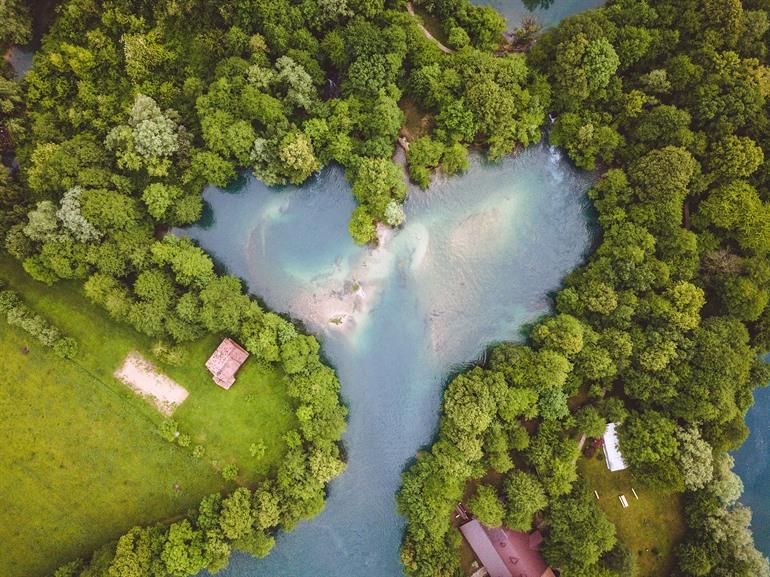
(578, 454), (686, 577)
(0, 256), (297, 577)
(170, 336), (297, 481)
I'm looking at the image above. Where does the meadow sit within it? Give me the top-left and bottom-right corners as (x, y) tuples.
(0, 256), (296, 577)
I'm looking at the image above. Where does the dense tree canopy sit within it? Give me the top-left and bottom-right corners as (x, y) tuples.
(398, 1), (770, 576)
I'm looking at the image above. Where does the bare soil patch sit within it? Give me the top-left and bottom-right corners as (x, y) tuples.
(115, 352), (189, 415)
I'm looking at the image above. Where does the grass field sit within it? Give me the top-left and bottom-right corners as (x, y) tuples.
(0, 256), (297, 577)
(578, 454), (686, 577)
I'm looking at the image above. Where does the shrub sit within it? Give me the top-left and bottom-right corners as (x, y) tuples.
(158, 419), (179, 442)
(192, 445), (205, 459)
(222, 463), (239, 481)
(152, 341), (186, 366)
(249, 441), (266, 459)
(447, 26), (470, 50)
(0, 288), (79, 355)
(177, 433), (191, 448)
(53, 337), (78, 359)
(0, 289), (21, 312)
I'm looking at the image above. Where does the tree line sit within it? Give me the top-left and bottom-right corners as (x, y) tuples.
(0, 282), (78, 358)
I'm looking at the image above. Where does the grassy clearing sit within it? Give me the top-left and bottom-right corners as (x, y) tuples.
(0, 256), (296, 577)
(578, 454), (685, 577)
(399, 96), (433, 141)
(169, 335), (297, 481)
(412, 4), (451, 47)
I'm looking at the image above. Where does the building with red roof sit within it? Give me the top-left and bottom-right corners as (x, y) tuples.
(460, 519), (555, 577)
(205, 338), (249, 390)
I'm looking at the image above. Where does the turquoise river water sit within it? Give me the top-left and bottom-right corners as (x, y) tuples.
(186, 144), (596, 577)
(481, 0), (604, 27)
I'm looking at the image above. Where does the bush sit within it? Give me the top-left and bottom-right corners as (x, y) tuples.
(152, 341), (186, 366)
(222, 463), (239, 481)
(192, 445), (205, 459)
(177, 433), (191, 447)
(0, 289), (22, 312)
(447, 26), (470, 50)
(53, 337), (78, 359)
(249, 441), (266, 459)
(1, 289), (79, 354)
(407, 136), (445, 188)
(158, 419), (179, 442)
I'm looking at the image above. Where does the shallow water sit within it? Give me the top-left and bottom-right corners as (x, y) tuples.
(185, 144), (596, 577)
(478, 0), (604, 27)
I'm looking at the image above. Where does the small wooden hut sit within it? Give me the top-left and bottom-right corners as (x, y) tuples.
(205, 338), (249, 390)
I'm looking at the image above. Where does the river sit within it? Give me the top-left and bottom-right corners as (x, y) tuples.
(733, 380), (770, 556)
(185, 144), (596, 577)
(480, 0), (604, 27)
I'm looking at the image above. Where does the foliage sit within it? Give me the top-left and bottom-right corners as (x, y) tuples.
(158, 419), (180, 443)
(15, 4), (352, 571)
(542, 483), (616, 576)
(468, 484), (505, 528)
(221, 463), (239, 481)
(0, 0), (31, 49)
(0, 287), (78, 358)
(8, 0), (770, 575)
(399, 0), (770, 575)
(503, 471), (547, 531)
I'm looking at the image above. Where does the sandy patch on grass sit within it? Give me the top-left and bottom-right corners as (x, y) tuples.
(115, 352), (189, 415)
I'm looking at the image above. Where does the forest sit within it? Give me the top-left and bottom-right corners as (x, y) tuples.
(0, 0), (768, 576)
(397, 1), (770, 577)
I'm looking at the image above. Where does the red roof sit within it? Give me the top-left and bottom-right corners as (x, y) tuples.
(460, 520), (552, 577)
(528, 530), (544, 550)
(205, 338), (249, 389)
(460, 520), (512, 577)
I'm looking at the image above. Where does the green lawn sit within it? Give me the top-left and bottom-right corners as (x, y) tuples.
(0, 256), (297, 577)
(578, 454), (685, 577)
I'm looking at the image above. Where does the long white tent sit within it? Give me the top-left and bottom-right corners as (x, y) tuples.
(603, 422), (628, 472)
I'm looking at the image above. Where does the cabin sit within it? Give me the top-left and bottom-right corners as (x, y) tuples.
(459, 519), (556, 577)
(205, 338), (249, 390)
(603, 422), (628, 472)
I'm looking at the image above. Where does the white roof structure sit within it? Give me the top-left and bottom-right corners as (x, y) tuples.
(603, 422), (628, 472)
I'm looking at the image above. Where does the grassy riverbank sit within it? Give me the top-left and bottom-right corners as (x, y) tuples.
(0, 256), (296, 577)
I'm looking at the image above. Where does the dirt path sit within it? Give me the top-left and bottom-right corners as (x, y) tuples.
(406, 2), (454, 54)
(115, 352), (189, 416)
